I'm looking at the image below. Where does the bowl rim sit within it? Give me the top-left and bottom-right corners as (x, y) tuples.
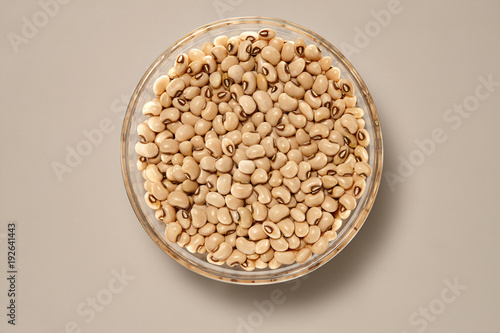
(121, 16), (383, 285)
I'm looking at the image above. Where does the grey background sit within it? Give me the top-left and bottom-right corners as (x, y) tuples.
(1, 0), (499, 332)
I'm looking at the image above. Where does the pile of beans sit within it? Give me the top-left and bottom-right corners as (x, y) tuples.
(135, 28), (371, 271)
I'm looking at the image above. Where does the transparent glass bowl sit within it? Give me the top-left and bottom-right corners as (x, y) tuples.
(121, 17), (383, 285)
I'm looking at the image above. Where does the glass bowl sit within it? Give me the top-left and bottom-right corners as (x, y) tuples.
(121, 17), (383, 285)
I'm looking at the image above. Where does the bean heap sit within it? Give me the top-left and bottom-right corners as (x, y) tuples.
(135, 28), (372, 271)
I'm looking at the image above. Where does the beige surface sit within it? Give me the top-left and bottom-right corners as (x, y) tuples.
(1, 0), (499, 332)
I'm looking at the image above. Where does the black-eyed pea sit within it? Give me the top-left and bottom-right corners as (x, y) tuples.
(331, 99), (346, 120)
(166, 77), (186, 98)
(246, 144), (266, 159)
(285, 235), (300, 250)
(137, 122), (156, 143)
(308, 123), (330, 140)
(259, 45), (280, 65)
(288, 57), (305, 77)
(297, 100), (314, 121)
(255, 239), (271, 255)
(295, 162), (310, 181)
(321, 175), (338, 190)
(193, 185), (209, 205)
(241, 71), (257, 95)
(356, 128), (370, 147)
(306, 206), (322, 225)
(272, 186), (292, 205)
(281, 41), (294, 62)
(328, 186), (345, 199)
(215, 156), (233, 173)
(304, 225), (321, 244)
(335, 207), (352, 220)
(144, 192), (160, 210)
(153, 75), (171, 96)
(176, 209), (191, 229)
(296, 247), (312, 264)
(248, 223), (267, 241)
(276, 61), (291, 83)
(226, 36), (240, 55)
(268, 83), (283, 102)
(323, 230), (337, 242)
(233, 206), (251, 229)
(236, 225), (249, 237)
(276, 218), (295, 238)
(353, 178), (366, 199)
(181, 179), (198, 193)
(328, 130), (345, 147)
(160, 92), (172, 108)
(196, 168), (210, 184)
(290, 207), (306, 222)
(282, 177), (301, 194)
(181, 156), (200, 180)
(321, 196), (339, 213)
(316, 212), (334, 232)
(155, 208), (166, 222)
(313, 107), (330, 123)
(252, 201), (268, 222)
(354, 161), (372, 178)
(319, 56), (332, 71)
(334, 174), (354, 190)
(334, 146), (349, 165)
(165, 221), (182, 243)
(166, 190), (189, 209)
(255, 258), (268, 269)
(305, 190), (325, 207)
(237, 40), (252, 61)
(321, 93), (332, 109)
(261, 221), (280, 239)
(268, 35), (283, 50)
(239, 55), (256, 72)
(178, 141), (193, 156)
(186, 60), (203, 76)
(209, 71), (222, 89)
(309, 152), (328, 170)
(274, 250), (295, 265)
(260, 62), (277, 83)
(268, 170), (283, 187)
(235, 237), (256, 255)
(216, 207), (232, 225)
(145, 164), (163, 183)
(266, 257), (280, 269)
(311, 236), (329, 255)
(230, 182), (253, 199)
(270, 236), (289, 252)
(318, 139), (340, 156)
(205, 192), (225, 208)
(186, 234), (205, 254)
(339, 78), (355, 97)
(289, 112), (307, 129)
(294, 221), (309, 238)
(252, 185), (270, 205)
(280, 161), (298, 179)
(340, 114), (359, 134)
(240, 259), (256, 271)
(268, 204), (290, 222)
(199, 155), (216, 172)
(250, 90), (272, 112)
(250, 168), (268, 185)
(337, 163), (354, 177)
(241, 132), (261, 146)
(217, 222), (237, 235)
(211, 45), (227, 63)
(326, 66), (341, 81)
(211, 241), (232, 261)
(339, 193), (356, 211)
(151, 182), (168, 201)
(233, 170), (251, 183)
(306, 61), (322, 76)
(177, 232), (190, 247)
